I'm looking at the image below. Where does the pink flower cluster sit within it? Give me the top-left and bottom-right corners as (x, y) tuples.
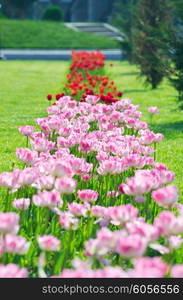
(53, 257), (168, 278)
(0, 213), (30, 257)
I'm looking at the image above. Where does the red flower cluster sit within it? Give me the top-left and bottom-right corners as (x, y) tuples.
(70, 50), (105, 71)
(47, 51), (123, 105)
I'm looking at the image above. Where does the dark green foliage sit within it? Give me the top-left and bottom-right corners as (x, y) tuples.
(168, 0), (183, 108)
(3, 0), (36, 9)
(112, 0), (139, 62)
(169, 0), (183, 21)
(0, 12), (6, 19)
(169, 38), (183, 108)
(134, 0), (172, 89)
(42, 6), (64, 22)
(1, 0), (36, 19)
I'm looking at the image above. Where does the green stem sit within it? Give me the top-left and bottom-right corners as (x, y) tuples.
(4, 188), (10, 212)
(60, 230), (74, 271)
(154, 142), (157, 161)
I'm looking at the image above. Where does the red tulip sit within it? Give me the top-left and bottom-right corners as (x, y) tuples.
(117, 92), (123, 97)
(56, 94), (61, 100)
(47, 94), (52, 101)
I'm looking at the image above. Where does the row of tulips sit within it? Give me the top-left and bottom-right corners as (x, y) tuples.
(47, 51), (123, 105)
(0, 52), (183, 278)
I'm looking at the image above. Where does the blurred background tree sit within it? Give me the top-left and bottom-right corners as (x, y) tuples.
(1, 0), (37, 19)
(112, 0), (139, 62)
(134, 0), (173, 89)
(168, 0), (183, 108)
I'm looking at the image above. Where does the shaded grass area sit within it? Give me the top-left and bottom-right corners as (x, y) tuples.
(0, 60), (68, 171)
(0, 19), (119, 49)
(106, 61), (183, 194)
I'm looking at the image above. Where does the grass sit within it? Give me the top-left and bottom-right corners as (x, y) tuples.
(106, 61), (183, 195)
(0, 19), (119, 49)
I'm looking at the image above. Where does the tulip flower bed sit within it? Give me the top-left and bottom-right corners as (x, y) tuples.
(48, 51), (123, 104)
(0, 53), (183, 278)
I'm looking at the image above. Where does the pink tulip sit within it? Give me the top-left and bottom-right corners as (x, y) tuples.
(84, 238), (109, 257)
(33, 175), (54, 190)
(0, 264), (28, 278)
(33, 190), (62, 208)
(13, 198), (30, 210)
(131, 257), (168, 278)
(0, 169), (20, 189)
(85, 95), (99, 105)
(171, 265), (183, 278)
(116, 234), (147, 258)
(55, 177), (76, 194)
(0, 213), (19, 234)
(31, 137), (54, 153)
(38, 235), (60, 252)
(59, 212), (79, 230)
(17, 168), (38, 188)
(148, 106), (159, 115)
(152, 185), (178, 208)
(91, 206), (108, 218)
(123, 176), (152, 196)
(18, 125), (34, 137)
(16, 148), (38, 165)
(154, 211), (183, 236)
(107, 204), (138, 225)
(68, 202), (90, 217)
(77, 189), (98, 203)
(126, 221), (160, 242)
(4, 234), (30, 254)
(168, 235), (183, 250)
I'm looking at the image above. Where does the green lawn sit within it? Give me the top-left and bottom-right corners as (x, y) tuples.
(0, 60), (183, 199)
(0, 19), (119, 49)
